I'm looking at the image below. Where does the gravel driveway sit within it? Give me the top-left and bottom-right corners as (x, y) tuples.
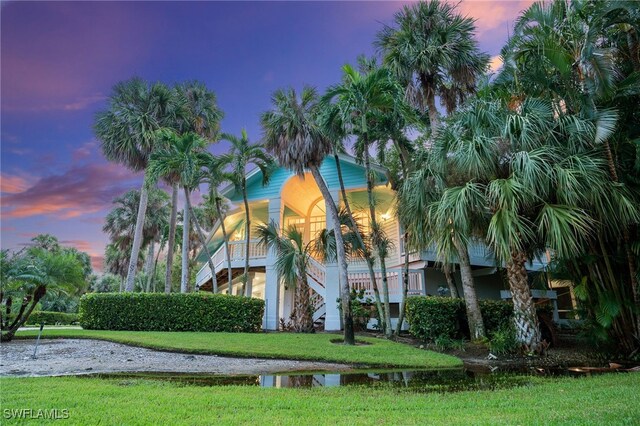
(0, 339), (351, 377)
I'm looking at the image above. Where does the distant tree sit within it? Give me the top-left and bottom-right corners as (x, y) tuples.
(92, 273), (121, 293)
(1, 237), (88, 341)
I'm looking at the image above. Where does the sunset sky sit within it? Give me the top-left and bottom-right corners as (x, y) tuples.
(1, 1), (533, 272)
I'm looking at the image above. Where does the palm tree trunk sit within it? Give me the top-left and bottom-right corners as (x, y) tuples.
(152, 241), (161, 292)
(452, 238), (485, 340)
(395, 233), (411, 335)
(602, 140), (639, 336)
(309, 165), (355, 345)
(363, 151), (393, 338)
(125, 179), (150, 292)
(242, 179), (251, 297)
(419, 73), (439, 136)
(507, 250), (541, 351)
(144, 240), (155, 292)
(214, 197), (234, 294)
(1, 286), (45, 342)
(392, 141), (411, 337)
(165, 183), (178, 293)
(443, 264), (460, 298)
(181, 201), (190, 293)
(294, 268), (313, 333)
(185, 188), (218, 293)
(333, 151), (386, 331)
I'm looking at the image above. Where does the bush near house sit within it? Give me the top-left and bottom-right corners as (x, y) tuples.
(406, 297), (520, 341)
(25, 311), (79, 326)
(79, 293), (264, 332)
(405, 297), (464, 341)
(406, 297), (556, 343)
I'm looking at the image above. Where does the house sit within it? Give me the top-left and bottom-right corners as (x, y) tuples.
(195, 154), (560, 331)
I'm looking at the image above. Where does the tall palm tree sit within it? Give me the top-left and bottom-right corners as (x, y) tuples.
(375, 0), (489, 134)
(94, 78), (174, 292)
(500, 0), (640, 344)
(148, 130), (219, 293)
(322, 65), (406, 337)
(220, 130), (274, 296)
(201, 154), (234, 293)
(162, 81), (223, 293)
(256, 221), (314, 332)
(261, 86), (356, 345)
(320, 99), (387, 332)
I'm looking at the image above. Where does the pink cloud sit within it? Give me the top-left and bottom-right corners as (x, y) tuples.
(1, 163), (141, 219)
(60, 239), (106, 272)
(0, 172), (32, 193)
(72, 141), (98, 161)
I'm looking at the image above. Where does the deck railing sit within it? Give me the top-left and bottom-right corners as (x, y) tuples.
(196, 240), (266, 284)
(347, 269), (424, 299)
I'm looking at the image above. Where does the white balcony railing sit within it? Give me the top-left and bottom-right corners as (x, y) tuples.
(196, 240), (267, 285)
(347, 269), (424, 300)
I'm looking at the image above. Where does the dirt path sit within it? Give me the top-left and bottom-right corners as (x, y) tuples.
(0, 339), (352, 377)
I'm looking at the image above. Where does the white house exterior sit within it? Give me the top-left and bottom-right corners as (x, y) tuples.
(195, 154), (554, 331)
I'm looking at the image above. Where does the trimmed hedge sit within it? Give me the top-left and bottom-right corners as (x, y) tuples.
(79, 293), (264, 332)
(25, 311), (79, 326)
(406, 297), (516, 341)
(406, 297), (463, 341)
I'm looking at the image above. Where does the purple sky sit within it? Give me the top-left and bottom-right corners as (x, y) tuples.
(1, 1), (533, 271)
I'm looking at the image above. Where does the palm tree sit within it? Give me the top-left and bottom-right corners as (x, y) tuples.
(220, 130), (274, 297)
(1, 245), (86, 341)
(500, 0), (640, 345)
(260, 86), (356, 345)
(397, 146), (487, 340)
(320, 95), (387, 333)
(94, 78), (175, 292)
(375, 0), (489, 134)
(162, 81), (223, 293)
(256, 221), (314, 332)
(201, 154), (234, 293)
(321, 65), (405, 338)
(148, 130), (219, 293)
(103, 188), (170, 291)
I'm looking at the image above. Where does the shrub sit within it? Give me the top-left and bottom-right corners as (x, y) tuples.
(479, 300), (514, 335)
(488, 323), (519, 355)
(79, 293), (264, 332)
(25, 311), (79, 326)
(407, 297), (554, 343)
(405, 297), (464, 341)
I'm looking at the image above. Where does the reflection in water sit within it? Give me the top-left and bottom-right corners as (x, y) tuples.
(85, 368), (542, 393)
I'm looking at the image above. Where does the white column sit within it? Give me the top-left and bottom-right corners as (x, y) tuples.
(323, 189), (342, 331)
(264, 197), (282, 330)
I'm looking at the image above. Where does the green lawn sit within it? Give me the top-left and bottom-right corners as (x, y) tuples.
(14, 329), (460, 368)
(2, 373), (638, 425)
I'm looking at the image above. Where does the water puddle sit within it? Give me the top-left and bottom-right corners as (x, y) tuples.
(83, 368), (551, 392)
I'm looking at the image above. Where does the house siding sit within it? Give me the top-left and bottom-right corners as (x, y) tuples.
(228, 157), (385, 203)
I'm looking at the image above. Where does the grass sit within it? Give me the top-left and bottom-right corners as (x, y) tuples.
(2, 373), (638, 425)
(14, 329), (461, 368)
